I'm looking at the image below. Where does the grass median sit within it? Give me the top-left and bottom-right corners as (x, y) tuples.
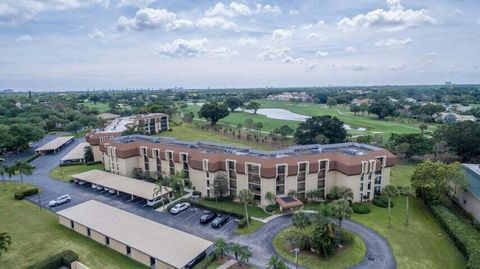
(49, 163), (104, 182)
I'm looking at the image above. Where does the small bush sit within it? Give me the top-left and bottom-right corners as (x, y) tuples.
(14, 187), (39, 200)
(352, 203), (371, 214)
(86, 161), (102, 166)
(25, 153), (41, 163)
(373, 195), (394, 208)
(189, 200), (244, 219)
(26, 250), (78, 269)
(339, 230), (355, 246)
(266, 204), (280, 213)
(237, 217), (251, 229)
(192, 190), (202, 197)
(204, 196), (233, 202)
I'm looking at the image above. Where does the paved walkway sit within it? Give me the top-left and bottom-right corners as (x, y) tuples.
(7, 135), (396, 269)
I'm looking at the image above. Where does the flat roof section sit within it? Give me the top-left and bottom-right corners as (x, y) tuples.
(36, 136), (74, 152)
(464, 164), (480, 199)
(61, 142), (89, 163)
(57, 200), (213, 268)
(71, 169), (172, 200)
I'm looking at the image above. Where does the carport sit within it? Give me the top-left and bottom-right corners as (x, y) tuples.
(36, 136), (74, 154)
(71, 170), (173, 205)
(61, 142), (89, 164)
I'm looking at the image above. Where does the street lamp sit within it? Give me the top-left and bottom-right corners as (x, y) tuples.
(291, 247), (300, 269)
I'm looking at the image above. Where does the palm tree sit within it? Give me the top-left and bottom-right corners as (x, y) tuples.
(83, 146), (94, 163)
(6, 165), (15, 183)
(229, 243), (242, 261)
(264, 191), (276, 205)
(266, 256), (287, 269)
(169, 170), (186, 197)
(382, 185), (399, 228)
(402, 186), (415, 226)
(213, 238), (229, 257)
(237, 246), (252, 265)
(153, 175), (172, 211)
(0, 160), (7, 190)
(14, 160), (34, 186)
(238, 189), (254, 226)
(0, 232), (11, 257)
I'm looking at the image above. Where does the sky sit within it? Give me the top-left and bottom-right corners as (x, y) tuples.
(0, 0), (479, 90)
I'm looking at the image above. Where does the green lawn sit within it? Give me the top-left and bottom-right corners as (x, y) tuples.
(49, 163), (104, 182)
(273, 227), (366, 269)
(198, 199), (270, 219)
(390, 160), (418, 187)
(0, 182), (147, 269)
(82, 102), (111, 113)
(158, 124), (276, 150)
(352, 197), (466, 269)
(234, 219), (264, 235)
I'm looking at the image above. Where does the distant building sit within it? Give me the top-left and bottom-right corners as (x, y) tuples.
(2, 89), (14, 94)
(435, 112), (477, 123)
(405, 98), (417, 103)
(98, 113), (120, 122)
(456, 164), (480, 221)
(267, 92), (311, 102)
(351, 98), (371, 106)
(447, 104), (473, 113)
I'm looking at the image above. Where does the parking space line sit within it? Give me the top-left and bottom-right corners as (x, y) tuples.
(184, 210), (202, 222)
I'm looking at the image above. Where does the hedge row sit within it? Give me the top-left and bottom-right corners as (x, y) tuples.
(14, 187), (39, 200)
(429, 204), (480, 269)
(25, 153), (41, 163)
(237, 217), (252, 229)
(373, 195), (394, 208)
(352, 203), (371, 214)
(26, 250), (79, 269)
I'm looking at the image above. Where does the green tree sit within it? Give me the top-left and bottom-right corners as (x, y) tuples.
(292, 212), (311, 231)
(198, 102), (229, 126)
(0, 232), (11, 257)
(243, 118), (254, 135)
(328, 186), (353, 202)
(65, 121), (82, 134)
(418, 123), (428, 134)
(245, 101), (260, 114)
(400, 186), (415, 226)
(411, 160), (467, 202)
(310, 218), (338, 258)
(264, 191), (276, 205)
(0, 160), (6, 190)
(382, 185), (399, 228)
(237, 246), (252, 265)
(266, 256), (287, 269)
(224, 97), (243, 112)
(153, 176), (171, 211)
(434, 121), (480, 162)
(229, 243), (242, 261)
(326, 97), (337, 107)
(255, 122), (264, 138)
(329, 198), (353, 228)
(350, 104), (361, 115)
(273, 125), (294, 139)
(214, 238), (229, 257)
(388, 133), (433, 159)
(83, 146), (94, 163)
(213, 173), (229, 200)
(294, 116), (347, 145)
(368, 100), (396, 119)
(168, 170), (186, 197)
(122, 125), (138, 135)
(239, 189), (254, 226)
(14, 160), (34, 186)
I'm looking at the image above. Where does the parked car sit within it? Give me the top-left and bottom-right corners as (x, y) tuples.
(199, 211), (218, 224)
(185, 252), (207, 269)
(211, 215), (230, 228)
(108, 189), (117, 195)
(49, 195), (71, 207)
(147, 197), (165, 207)
(78, 180), (86, 185)
(95, 185), (104, 191)
(170, 202), (190, 214)
(73, 178), (79, 184)
(91, 183), (97, 189)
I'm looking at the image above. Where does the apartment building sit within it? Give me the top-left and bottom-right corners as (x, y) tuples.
(90, 135), (397, 206)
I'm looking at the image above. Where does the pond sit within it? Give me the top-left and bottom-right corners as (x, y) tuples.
(243, 108), (367, 132)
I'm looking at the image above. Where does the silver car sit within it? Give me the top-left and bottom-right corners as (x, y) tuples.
(49, 195), (71, 207)
(170, 202), (190, 214)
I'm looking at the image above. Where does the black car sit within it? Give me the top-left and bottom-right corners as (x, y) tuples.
(200, 211), (218, 224)
(211, 215), (230, 228)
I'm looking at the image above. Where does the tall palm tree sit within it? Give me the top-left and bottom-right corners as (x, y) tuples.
(14, 160), (34, 186)
(237, 246), (252, 265)
(0, 232), (11, 257)
(153, 176), (171, 211)
(239, 189), (254, 226)
(264, 191), (276, 205)
(6, 166), (15, 185)
(402, 186), (415, 226)
(229, 243), (242, 261)
(266, 256), (287, 269)
(0, 161), (7, 190)
(213, 238), (229, 257)
(383, 185), (399, 228)
(168, 170), (186, 197)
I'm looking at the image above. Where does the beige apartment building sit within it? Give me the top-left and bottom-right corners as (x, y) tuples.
(86, 134), (397, 206)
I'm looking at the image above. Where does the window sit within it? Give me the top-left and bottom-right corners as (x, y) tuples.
(317, 160), (328, 199)
(166, 151), (175, 176)
(203, 159), (210, 178)
(247, 163), (261, 200)
(105, 236), (110, 246)
(87, 228), (91, 237)
(297, 162), (307, 197)
(126, 246), (131, 255)
(180, 153), (189, 179)
(70, 220), (74, 229)
(227, 160), (237, 197)
(150, 257), (156, 266)
(154, 149), (161, 177)
(360, 183), (364, 192)
(141, 147), (149, 172)
(276, 165), (286, 196)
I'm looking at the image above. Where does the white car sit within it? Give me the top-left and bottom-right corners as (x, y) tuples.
(170, 202), (190, 214)
(108, 189), (117, 195)
(147, 197), (165, 207)
(49, 195), (71, 207)
(96, 185), (104, 191)
(78, 180), (86, 185)
(91, 183), (97, 189)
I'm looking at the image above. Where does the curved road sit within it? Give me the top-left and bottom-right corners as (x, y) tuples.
(8, 135), (395, 269)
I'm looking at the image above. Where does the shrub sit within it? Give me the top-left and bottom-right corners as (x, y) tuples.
(189, 200), (244, 219)
(204, 196), (233, 202)
(237, 217), (251, 229)
(192, 190), (202, 197)
(266, 204), (280, 213)
(373, 195), (394, 208)
(429, 205), (480, 269)
(86, 161), (102, 166)
(26, 250), (78, 269)
(192, 253), (216, 269)
(25, 153), (41, 163)
(339, 230), (355, 246)
(352, 203), (371, 214)
(14, 187), (39, 200)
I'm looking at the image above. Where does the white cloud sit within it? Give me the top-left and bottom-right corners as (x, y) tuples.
(196, 16), (238, 31)
(205, 2), (252, 17)
(157, 38), (209, 58)
(306, 64), (316, 72)
(282, 56), (305, 64)
(477, 17), (480, 25)
(428, 52), (438, 57)
(345, 46), (357, 53)
(15, 34), (32, 42)
(257, 46), (292, 60)
(210, 46), (238, 58)
(337, 0), (435, 31)
(87, 28), (105, 39)
(255, 4), (281, 14)
(315, 50), (328, 57)
(374, 38), (412, 47)
(389, 64), (405, 70)
(116, 0), (157, 8)
(308, 33), (322, 40)
(116, 8), (193, 32)
(289, 9), (299, 15)
(237, 37), (257, 46)
(352, 64), (367, 71)
(271, 29), (292, 41)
